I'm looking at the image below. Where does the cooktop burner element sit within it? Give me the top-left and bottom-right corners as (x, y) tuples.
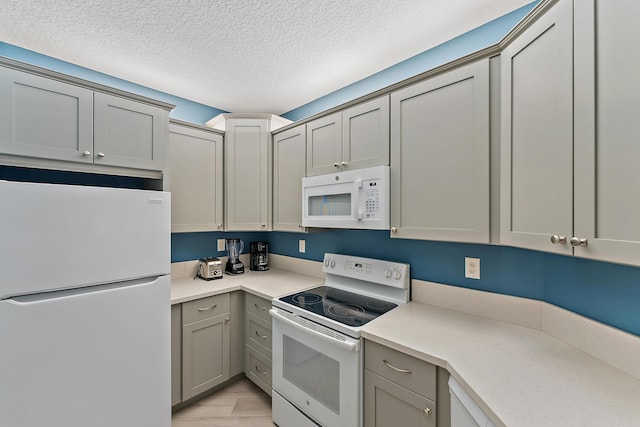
(279, 286), (398, 327)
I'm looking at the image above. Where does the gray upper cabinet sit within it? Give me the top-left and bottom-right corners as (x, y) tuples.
(0, 63), (171, 176)
(500, 0), (573, 255)
(94, 92), (165, 171)
(0, 67), (94, 163)
(306, 96), (389, 176)
(572, 0), (640, 266)
(273, 124), (306, 232)
(390, 60), (490, 243)
(169, 122), (224, 233)
(225, 118), (271, 231)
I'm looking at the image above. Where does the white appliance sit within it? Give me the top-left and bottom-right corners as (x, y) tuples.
(270, 253), (410, 427)
(301, 165), (390, 229)
(449, 376), (497, 427)
(0, 180), (171, 427)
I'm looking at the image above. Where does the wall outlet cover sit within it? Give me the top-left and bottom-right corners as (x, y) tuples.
(299, 240), (306, 253)
(465, 257), (480, 279)
(217, 239), (226, 252)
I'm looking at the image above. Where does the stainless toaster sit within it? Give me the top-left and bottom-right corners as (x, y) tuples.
(197, 257), (222, 280)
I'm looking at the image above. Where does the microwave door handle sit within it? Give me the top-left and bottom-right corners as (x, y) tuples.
(269, 309), (359, 352)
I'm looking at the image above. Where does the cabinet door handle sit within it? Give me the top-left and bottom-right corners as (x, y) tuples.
(225, 317), (230, 324)
(254, 303), (267, 311)
(340, 161), (348, 168)
(255, 330), (268, 339)
(550, 235), (566, 244)
(82, 151), (91, 157)
(217, 223), (223, 229)
(391, 227), (398, 233)
(570, 237), (588, 247)
(382, 359), (412, 374)
(97, 152), (105, 158)
(255, 365), (267, 375)
(333, 162), (340, 168)
(423, 408), (432, 417)
(197, 304), (217, 312)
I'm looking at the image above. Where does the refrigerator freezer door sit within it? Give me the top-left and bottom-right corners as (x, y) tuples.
(0, 275), (171, 427)
(0, 181), (170, 298)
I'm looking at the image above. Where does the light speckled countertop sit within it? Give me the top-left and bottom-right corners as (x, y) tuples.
(361, 302), (640, 427)
(171, 267), (324, 304)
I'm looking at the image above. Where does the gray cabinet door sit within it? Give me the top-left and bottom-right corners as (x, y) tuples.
(171, 304), (182, 406)
(169, 123), (224, 232)
(364, 370), (435, 427)
(225, 118), (270, 231)
(342, 96), (389, 171)
(229, 291), (245, 378)
(273, 125), (306, 232)
(390, 60), (490, 243)
(306, 112), (342, 176)
(573, 0), (640, 266)
(182, 313), (230, 400)
(94, 92), (165, 171)
(0, 67), (93, 163)
(500, 0), (573, 254)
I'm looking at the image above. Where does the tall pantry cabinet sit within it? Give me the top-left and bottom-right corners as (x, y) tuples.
(501, 0), (640, 267)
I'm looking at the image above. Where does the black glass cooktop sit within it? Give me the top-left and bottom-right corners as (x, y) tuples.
(278, 286), (398, 327)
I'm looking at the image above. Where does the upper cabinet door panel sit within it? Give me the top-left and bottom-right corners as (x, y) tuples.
(0, 67), (94, 163)
(342, 96), (390, 171)
(500, 0), (573, 254)
(306, 112), (342, 176)
(573, 0), (640, 265)
(169, 124), (223, 233)
(94, 92), (164, 171)
(390, 59), (490, 243)
(273, 125), (306, 232)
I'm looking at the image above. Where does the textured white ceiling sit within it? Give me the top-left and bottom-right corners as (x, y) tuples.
(1, 0), (531, 114)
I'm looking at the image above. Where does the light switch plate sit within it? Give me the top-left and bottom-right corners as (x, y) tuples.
(299, 240), (306, 253)
(217, 239), (226, 252)
(465, 257), (480, 279)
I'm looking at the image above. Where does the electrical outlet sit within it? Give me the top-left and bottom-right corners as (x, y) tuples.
(465, 257), (480, 279)
(217, 239), (226, 252)
(299, 240), (306, 253)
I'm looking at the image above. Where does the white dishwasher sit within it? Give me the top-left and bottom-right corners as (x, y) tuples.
(449, 377), (497, 427)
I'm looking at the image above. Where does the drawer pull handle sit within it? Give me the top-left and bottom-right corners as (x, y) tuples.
(383, 359), (412, 374)
(423, 408), (432, 417)
(197, 304), (217, 312)
(255, 365), (267, 375)
(254, 303), (267, 311)
(255, 330), (268, 339)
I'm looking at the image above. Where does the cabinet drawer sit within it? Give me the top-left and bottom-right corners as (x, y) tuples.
(246, 312), (272, 356)
(182, 294), (230, 325)
(245, 293), (272, 322)
(245, 344), (272, 395)
(364, 340), (436, 400)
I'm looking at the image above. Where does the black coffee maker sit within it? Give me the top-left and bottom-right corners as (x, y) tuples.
(250, 242), (269, 271)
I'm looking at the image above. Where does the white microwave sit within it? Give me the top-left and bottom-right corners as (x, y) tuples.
(301, 165), (390, 229)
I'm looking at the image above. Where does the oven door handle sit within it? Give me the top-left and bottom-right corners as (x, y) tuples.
(270, 308), (359, 352)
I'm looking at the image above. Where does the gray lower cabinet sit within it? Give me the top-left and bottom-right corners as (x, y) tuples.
(244, 293), (272, 395)
(0, 63), (170, 175)
(306, 96), (389, 176)
(169, 121), (224, 232)
(364, 340), (449, 427)
(390, 59), (490, 243)
(171, 304), (182, 406)
(273, 124), (306, 232)
(181, 294), (231, 401)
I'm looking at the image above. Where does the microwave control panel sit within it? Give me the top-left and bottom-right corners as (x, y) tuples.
(363, 179), (381, 219)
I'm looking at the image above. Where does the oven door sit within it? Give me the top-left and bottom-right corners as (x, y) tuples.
(270, 307), (361, 427)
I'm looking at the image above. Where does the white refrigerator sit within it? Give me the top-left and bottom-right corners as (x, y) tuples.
(0, 180), (171, 427)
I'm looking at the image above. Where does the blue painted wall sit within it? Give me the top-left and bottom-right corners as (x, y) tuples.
(282, 2), (538, 121)
(0, 42), (225, 125)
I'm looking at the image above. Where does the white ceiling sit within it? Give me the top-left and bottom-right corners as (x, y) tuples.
(1, 1), (531, 114)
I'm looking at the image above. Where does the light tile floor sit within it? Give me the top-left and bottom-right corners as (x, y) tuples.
(172, 379), (274, 427)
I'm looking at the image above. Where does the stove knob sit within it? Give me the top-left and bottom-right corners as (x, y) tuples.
(330, 259), (336, 268)
(324, 258), (330, 267)
(394, 270), (402, 280)
(384, 268), (392, 278)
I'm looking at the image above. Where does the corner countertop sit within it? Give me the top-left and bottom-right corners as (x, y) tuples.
(171, 267), (324, 304)
(361, 301), (640, 427)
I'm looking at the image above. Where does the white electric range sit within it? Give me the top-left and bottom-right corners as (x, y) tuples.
(270, 253), (410, 427)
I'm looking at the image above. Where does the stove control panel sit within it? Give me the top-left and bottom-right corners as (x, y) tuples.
(322, 253), (410, 291)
